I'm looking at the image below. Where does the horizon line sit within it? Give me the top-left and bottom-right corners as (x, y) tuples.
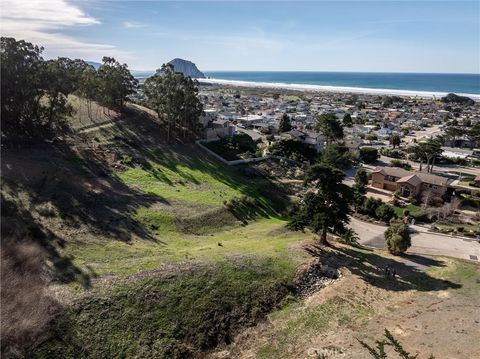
(131, 68), (480, 76)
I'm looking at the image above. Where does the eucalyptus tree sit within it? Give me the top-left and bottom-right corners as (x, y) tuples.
(96, 57), (138, 109)
(144, 64), (203, 141)
(78, 66), (100, 118)
(42, 58), (91, 129)
(409, 139), (442, 173)
(1, 37), (45, 138)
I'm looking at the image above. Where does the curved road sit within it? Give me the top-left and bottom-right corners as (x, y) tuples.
(349, 217), (480, 262)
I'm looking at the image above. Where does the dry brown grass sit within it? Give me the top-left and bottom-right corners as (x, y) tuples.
(1, 240), (62, 358)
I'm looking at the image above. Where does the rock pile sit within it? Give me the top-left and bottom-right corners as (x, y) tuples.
(295, 263), (342, 297)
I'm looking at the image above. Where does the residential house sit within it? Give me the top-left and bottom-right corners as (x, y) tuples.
(284, 129), (325, 152)
(204, 119), (236, 140)
(370, 166), (451, 198)
(344, 136), (362, 152)
(473, 175), (480, 187)
(443, 136), (476, 149)
(199, 109), (217, 127)
(237, 115), (264, 128)
(375, 128), (393, 140)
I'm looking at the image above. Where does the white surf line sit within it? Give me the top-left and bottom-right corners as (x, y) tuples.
(199, 78), (480, 101)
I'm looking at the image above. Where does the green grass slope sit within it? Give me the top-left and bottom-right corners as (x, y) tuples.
(1, 98), (317, 358)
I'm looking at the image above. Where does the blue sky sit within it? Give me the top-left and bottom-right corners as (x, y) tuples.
(1, 1), (479, 73)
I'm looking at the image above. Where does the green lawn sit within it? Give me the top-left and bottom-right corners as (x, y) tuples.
(392, 203), (421, 218)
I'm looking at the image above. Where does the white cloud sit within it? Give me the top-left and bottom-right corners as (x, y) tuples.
(0, 0), (132, 61)
(154, 30), (286, 54)
(123, 21), (147, 29)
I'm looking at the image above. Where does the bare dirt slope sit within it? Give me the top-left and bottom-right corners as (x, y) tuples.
(210, 245), (480, 359)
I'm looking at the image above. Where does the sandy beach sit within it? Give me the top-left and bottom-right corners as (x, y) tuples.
(199, 78), (480, 100)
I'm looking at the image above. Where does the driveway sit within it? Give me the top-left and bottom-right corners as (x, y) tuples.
(349, 217), (480, 261)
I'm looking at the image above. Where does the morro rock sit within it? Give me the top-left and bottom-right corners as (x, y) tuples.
(168, 58), (205, 78)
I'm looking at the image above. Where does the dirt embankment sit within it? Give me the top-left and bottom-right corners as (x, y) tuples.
(210, 246), (480, 359)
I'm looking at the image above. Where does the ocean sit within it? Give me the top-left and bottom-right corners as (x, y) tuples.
(204, 71), (480, 96)
(132, 70), (480, 97)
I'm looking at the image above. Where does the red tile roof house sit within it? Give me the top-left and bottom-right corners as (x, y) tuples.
(370, 167), (451, 199)
(473, 175), (480, 187)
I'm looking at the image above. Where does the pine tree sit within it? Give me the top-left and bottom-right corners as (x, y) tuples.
(278, 113), (292, 132)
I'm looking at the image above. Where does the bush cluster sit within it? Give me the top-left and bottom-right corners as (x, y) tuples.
(269, 139), (318, 163)
(380, 148), (407, 159)
(205, 133), (259, 161)
(359, 197), (396, 223)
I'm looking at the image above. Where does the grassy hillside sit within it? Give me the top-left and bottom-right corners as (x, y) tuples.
(1, 98), (315, 358)
(3, 98), (478, 359)
(32, 258), (298, 358)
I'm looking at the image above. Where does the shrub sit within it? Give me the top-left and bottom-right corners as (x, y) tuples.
(205, 133), (258, 160)
(362, 197), (383, 217)
(389, 159), (412, 170)
(269, 139), (318, 163)
(460, 196), (480, 208)
(381, 148), (406, 159)
(359, 147), (379, 164)
(35, 202), (57, 217)
(375, 204), (396, 223)
(338, 228), (359, 245)
(411, 211), (430, 223)
(384, 221), (411, 255)
(358, 328), (435, 359)
(120, 155), (134, 166)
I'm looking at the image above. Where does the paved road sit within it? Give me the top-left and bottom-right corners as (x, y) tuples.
(349, 217), (480, 261)
(379, 155), (480, 177)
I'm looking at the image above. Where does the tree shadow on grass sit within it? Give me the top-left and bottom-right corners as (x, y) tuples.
(402, 253), (447, 268)
(1, 141), (175, 288)
(1, 195), (94, 288)
(305, 244), (461, 292)
(78, 104), (292, 219)
(149, 147), (291, 218)
(2, 143), (167, 243)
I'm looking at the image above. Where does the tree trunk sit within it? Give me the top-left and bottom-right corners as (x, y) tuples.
(87, 100), (92, 119)
(167, 119), (171, 142)
(319, 227), (328, 245)
(430, 156), (436, 173)
(183, 114), (187, 139)
(48, 96), (58, 127)
(425, 156), (431, 173)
